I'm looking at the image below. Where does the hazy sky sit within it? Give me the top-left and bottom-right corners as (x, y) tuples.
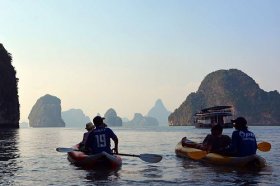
(1, 1), (280, 122)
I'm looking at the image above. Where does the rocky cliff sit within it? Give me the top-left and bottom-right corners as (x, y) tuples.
(168, 69), (280, 126)
(28, 94), (65, 127)
(0, 44), (20, 128)
(104, 108), (122, 126)
(124, 113), (159, 127)
(147, 99), (171, 126)
(62, 109), (90, 128)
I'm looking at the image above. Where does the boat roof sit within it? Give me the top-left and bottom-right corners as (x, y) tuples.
(194, 112), (232, 117)
(194, 105), (233, 118)
(201, 106), (232, 112)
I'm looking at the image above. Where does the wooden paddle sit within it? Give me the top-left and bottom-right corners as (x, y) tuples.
(186, 141), (271, 160)
(56, 147), (162, 163)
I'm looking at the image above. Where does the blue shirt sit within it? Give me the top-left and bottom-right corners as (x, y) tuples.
(227, 129), (257, 157)
(85, 127), (117, 154)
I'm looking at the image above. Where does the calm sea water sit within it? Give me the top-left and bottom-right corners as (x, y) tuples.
(0, 126), (279, 186)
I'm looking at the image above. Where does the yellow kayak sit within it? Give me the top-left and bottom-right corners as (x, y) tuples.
(175, 142), (266, 169)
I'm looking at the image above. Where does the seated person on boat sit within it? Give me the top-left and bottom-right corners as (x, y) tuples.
(182, 124), (231, 153)
(85, 116), (119, 155)
(222, 117), (257, 157)
(79, 122), (95, 151)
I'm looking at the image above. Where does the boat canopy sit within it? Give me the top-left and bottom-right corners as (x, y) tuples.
(201, 106), (232, 112)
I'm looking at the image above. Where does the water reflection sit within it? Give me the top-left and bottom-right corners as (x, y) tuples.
(0, 129), (20, 185)
(0, 129), (19, 160)
(139, 165), (163, 178)
(179, 156), (270, 185)
(85, 169), (120, 182)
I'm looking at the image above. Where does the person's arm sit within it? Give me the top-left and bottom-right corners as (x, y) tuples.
(201, 135), (212, 151)
(108, 128), (118, 154)
(84, 132), (93, 153)
(112, 136), (118, 154)
(253, 132), (258, 153)
(223, 131), (238, 156)
(202, 135), (210, 145)
(81, 133), (87, 144)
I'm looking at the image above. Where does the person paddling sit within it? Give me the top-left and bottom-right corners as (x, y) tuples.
(223, 117), (257, 157)
(85, 116), (119, 155)
(182, 124), (231, 153)
(201, 124), (231, 152)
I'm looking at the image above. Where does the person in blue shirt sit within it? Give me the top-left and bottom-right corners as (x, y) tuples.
(224, 117), (257, 157)
(85, 116), (118, 155)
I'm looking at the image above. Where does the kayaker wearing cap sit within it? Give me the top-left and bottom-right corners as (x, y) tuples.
(85, 116), (119, 155)
(223, 117), (257, 157)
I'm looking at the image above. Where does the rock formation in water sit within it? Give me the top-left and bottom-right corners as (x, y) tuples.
(62, 109), (91, 128)
(147, 99), (171, 126)
(124, 113), (159, 127)
(104, 108), (122, 126)
(168, 69), (280, 126)
(28, 94), (65, 127)
(0, 44), (20, 128)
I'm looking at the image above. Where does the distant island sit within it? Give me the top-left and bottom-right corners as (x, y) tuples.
(123, 113), (158, 127)
(104, 108), (122, 127)
(169, 69), (280, 126)
(147, 99), (171, 126)
(28, 94), (65, 127)
(62, 109), (91, 128)
(98, 100), (171, 128)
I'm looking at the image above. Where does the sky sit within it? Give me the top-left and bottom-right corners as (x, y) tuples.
(1, 0), (280, 122)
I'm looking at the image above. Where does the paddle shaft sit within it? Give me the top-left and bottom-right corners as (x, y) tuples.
(117, 153), (140, 157)
(117, 153), (162, 163)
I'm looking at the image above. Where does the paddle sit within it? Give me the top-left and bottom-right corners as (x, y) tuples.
(56, 147), (76, 153)
(257, 141), (271, 152)
(117, 153), (162, 163)
(56, 147), (162, 163)
(186, 141), (271, 160)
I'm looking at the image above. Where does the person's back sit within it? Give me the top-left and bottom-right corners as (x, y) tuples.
(224, 117), (257, 157)
(230, 128), (257, 156)
(85, 116), (118, 154)
(86, 126), (117, 154)
(202, 124), (231, 152)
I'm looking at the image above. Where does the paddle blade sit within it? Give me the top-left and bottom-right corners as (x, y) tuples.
(56, 147), (75, 153)
(187, 151), (207, 160)
(139, 153), (162, 163)
(257, 142), (271, 152)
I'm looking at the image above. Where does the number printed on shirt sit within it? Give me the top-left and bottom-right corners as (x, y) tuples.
(95, 134), (106, 147)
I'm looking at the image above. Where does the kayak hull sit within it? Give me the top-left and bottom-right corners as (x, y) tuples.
(67, 145), (122, 170)
(175, 142), (266, 169)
